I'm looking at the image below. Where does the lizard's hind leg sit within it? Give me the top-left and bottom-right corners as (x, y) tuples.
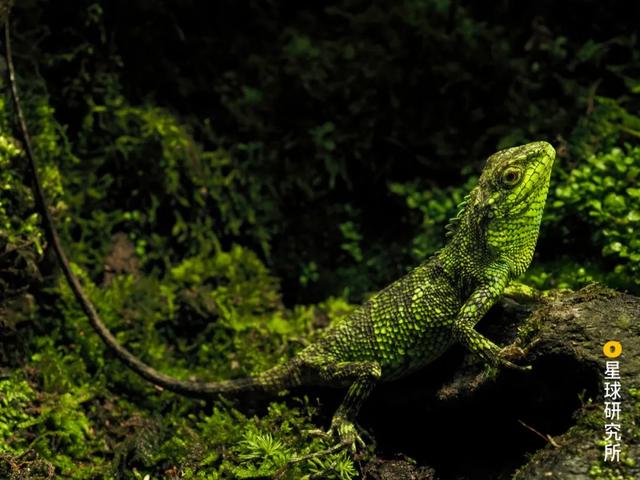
(315, 359), (382, 450)
(274, 359), (381, 478)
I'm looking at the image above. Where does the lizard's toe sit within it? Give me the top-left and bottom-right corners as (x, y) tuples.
(329, 415), (366, 451)
(305, 427), (331, 440)
(498, 344), (532, 370)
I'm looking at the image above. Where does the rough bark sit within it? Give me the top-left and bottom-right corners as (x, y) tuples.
(510, 285), (639, 479)
(364, 284), (639, 480)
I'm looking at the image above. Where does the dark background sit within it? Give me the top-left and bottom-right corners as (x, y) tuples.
(12, 0), (640, 302)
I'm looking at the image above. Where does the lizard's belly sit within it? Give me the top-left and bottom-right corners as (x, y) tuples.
(372, 278), (462, 381)
(377, 323), (456, 381)
(317, 256), (465, 381)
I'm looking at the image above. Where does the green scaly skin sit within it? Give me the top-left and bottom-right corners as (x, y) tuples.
(236, 141), (556, 447)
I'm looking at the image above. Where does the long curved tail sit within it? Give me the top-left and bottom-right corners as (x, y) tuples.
(2, 19), (297, 399)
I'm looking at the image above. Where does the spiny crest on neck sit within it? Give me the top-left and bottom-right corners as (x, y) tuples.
(444, 186), (481, 239)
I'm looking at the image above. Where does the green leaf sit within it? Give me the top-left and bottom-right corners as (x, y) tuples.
(626, 187), (640, 198)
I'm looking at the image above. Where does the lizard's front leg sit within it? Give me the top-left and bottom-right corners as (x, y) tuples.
(452, 265), (530, 369)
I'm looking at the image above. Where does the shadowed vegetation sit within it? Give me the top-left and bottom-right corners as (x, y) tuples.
(1, 1), (639, 478)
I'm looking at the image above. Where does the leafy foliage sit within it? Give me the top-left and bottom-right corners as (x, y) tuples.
(522, 98), (640, 292)
(0, 373), (35, 447)
(0, 95), (64, 296)
(1, 0), (640, 478)
(550, 144), (640, 289)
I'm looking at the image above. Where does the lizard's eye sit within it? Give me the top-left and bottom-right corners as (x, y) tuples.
(501, 167), (522, 187)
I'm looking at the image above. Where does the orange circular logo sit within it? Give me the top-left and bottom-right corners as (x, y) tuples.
(603, 341), (622, 358)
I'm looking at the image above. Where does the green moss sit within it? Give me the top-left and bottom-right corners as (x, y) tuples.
(550, 144), (640, 288)
(3, 3), (640, 477)
(0, 95), (65, 297)
(0, 373), (36, 453)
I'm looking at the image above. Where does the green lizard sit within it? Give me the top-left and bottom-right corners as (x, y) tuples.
(5, 17), (555, 450)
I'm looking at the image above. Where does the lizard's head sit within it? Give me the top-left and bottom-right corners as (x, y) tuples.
(452, 141), (555, 274)
(480, 140), (555, 221)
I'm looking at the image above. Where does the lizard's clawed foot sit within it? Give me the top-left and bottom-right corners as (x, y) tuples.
(329, 415), (366, 451)
(305, 415), (366, 451)
(275, 418), (364, 479)
(497, 337), (539, 371)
